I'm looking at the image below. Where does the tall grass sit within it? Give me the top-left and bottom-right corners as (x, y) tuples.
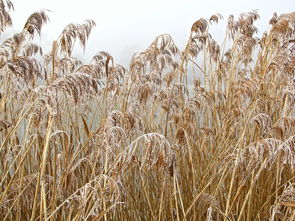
(0, 1), (294, 220)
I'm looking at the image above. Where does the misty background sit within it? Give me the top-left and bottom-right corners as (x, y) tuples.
(7, 0), (294, 66)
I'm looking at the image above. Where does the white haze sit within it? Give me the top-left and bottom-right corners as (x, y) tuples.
(9, 0), (294, 65)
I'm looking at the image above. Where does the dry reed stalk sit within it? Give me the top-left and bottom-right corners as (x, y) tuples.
(0, 2), (294, 220)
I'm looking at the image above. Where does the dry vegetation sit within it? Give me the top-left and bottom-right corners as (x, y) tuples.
(0, 1), (295, 220)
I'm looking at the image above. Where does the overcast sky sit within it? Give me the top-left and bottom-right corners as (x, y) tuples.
(8, 0), (295, 65)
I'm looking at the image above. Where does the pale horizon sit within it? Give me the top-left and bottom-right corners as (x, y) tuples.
(6, 0), (295, 65)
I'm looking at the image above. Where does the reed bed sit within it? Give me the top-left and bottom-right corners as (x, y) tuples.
(0, 1), (294, 220)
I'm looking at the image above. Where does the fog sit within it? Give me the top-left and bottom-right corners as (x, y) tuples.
(8, 0), (294, 65)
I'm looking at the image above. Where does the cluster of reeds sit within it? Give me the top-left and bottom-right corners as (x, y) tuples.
(0, 1), (294, 220)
